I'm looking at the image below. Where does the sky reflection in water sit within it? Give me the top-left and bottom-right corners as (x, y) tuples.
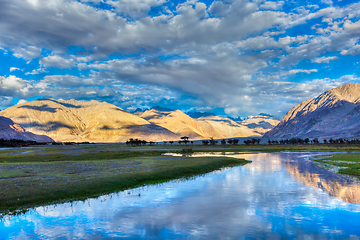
(1, 152), (360, 239)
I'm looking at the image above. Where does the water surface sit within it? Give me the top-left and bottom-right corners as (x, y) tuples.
(2, 152), (360, 239)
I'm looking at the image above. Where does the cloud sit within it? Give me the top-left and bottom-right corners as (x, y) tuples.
(12, 46), (41, 62)
(259, 1), (284, 10)
(10, 67), (21, 72)
(312, 56), (339, 63)
(40, 55), (74, 69)
(107, 0), (167, 19)
(25, 68), (47, 75)
(17, 99), (27, 105)
(1, 0), (360, 117)
(288, 69), (318, 74)
(340, 44), (360, 55)
(0, 75), (33, 98)
(0, 96), (13, 109)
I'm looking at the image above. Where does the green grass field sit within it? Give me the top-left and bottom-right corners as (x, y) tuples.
(1, 143), (359, 216)
(0, 146), (249, 216)
(313, 153), (360, 178)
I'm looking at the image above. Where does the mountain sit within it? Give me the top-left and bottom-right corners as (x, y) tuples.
(264, 83), (360, 139)
(0, 116), (53, 142)
(141, 108), (260, 139)
(196, 115), (261, 139)
(239, 113), (280, 135)
(0, 99), (178, 142)
(140, 108), (210, 139)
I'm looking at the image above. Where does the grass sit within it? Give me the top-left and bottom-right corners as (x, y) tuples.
(313, 153), (360, 179)
(1, 142), (359, 216)
(0, 147), (249, 216)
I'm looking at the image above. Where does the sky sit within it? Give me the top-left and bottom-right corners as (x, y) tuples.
(0, 0), (360, 117)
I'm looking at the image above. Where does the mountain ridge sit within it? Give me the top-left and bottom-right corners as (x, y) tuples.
(264, 83), (360, 139)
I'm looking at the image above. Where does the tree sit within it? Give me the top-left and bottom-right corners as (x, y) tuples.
(180, 136), (189, 145)
(209, 137), (217, 145)
(169, 141), (174, 145)
(227, 139), (233, 145)
(233, 139), (239, 145)
(163, 141), (167, 145)
(202, 140), (209, 145)
(221, 139), (227, 145)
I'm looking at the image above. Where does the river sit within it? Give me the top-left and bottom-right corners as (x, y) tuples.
(1, 152), (360, 239)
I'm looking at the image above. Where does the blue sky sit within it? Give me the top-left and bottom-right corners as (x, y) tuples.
(0, 0), (360, 117)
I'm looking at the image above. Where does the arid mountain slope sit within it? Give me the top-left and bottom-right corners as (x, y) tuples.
(239, 113), (280, 135)
(140, 109), (209, 139)
(196, 116), (261, 139)
(264, 83), (360, 139)
(0, 116), (53, 142)
(0, 99), (178, 142)
(141, 109), (260, 139)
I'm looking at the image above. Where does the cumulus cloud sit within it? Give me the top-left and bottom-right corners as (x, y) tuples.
(0, 75), (33, 98)
(259, 1), (284, 10)
(340, 44), (360, 55)
(0, 96), (13, 109)
(1, 0), (360, 116)
(40, 55), (74, 69)
(12, 46), (41, 62)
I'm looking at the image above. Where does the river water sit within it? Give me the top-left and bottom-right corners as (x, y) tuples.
(1, 152), (360, 239)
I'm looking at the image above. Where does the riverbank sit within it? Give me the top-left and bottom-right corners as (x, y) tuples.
(0, 148), (249, 216)
(313, 153), (360, 179)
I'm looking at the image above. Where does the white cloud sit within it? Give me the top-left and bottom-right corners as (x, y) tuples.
(288, 69), (318, 74)
(0, 75), (32, 98)
(17, 99), (27, 105)
(340, 44), (360, 55)
(13, 46), (41, 62)
(259, 1), (284, 10)
(40, 55), (74, 69)
(25, 68), (47, 75)
(1, 0), (360, 116)
(0, 96), (13, 109)
(10, 67), (22, 72)
(107, 0), (167, 18)
(312, 56), (339, 63)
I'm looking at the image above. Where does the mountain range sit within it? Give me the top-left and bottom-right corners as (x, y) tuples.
(2, 82), (359, 143)
(0, 99), (279, 143)
(264, 83), (360, 139)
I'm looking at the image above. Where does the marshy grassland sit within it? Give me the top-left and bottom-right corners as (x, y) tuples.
(0, 144), (249, 216)
(313, 153), (360, 179)
(0, 143), (359, 216)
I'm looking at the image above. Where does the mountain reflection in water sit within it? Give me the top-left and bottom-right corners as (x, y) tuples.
(284, 153), (360, 204)
(1, 152), (360, 239)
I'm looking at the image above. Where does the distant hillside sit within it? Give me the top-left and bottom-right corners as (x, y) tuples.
(264, 83), (360, 139)
(140, 108), (210, 139)
(239, 113), (280, 135)
(196, 115), (261, 139)
(0, 116), (53, 142)
(141, 108), (260, 139)
(0, 99), (178, 142)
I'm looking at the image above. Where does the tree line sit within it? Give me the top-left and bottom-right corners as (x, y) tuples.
(267, 138), (360, 145)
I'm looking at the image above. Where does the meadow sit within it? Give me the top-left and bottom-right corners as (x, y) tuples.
(0, 143), (359, 216)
